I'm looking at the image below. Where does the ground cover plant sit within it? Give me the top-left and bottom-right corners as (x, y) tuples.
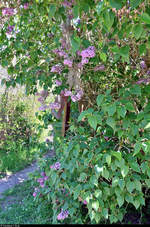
(1, 0), (150, 224)
(0, 180), (53, 224)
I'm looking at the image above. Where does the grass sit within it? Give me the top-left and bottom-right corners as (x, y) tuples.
(0, 179), (53, 224)
(0, 145), (38, 178)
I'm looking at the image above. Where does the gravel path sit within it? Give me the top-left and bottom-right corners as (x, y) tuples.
(0, 148), (55, 198)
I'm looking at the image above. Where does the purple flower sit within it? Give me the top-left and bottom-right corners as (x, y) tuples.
(41, 172), (46, 177)
(57, 209), (69, 220)
(64, 59), (73, 67)
(83, 200), (87, 205)
(104, 136), (109, 141)
(40, 182), (45, 188)
(62, 0), (74, 8)
(39, 105), (48, 111)
(7, 25), (14, 34)
(37, 97), (44, 103)
(81, 58), (89, 65)
(55, 80), (62, 86)
(33, 192), (37, 197)
(71, 95), (78, 102)
(94, 64), (105, 72)
(37, 178), (44, 183)
(51, 64), (62, 74)
(54, 162), (61, 170)
(64, 89), (72, 96)
(23, 3), (29, 9)
(44, 176), (49, 181)
(50, 162), (61, 170)
(49, 102), (61, 110)
(136, 77), (150, 84)
(45, 138), (50, 143)
(53, 49), (68, 58)
(76, 89), (83, 98)
(81, 46), (95, 59)
(71, 90), (83, 102)
(2, 8), (15, 16)
(147, 70), (150, 75)
(140, 61), (147, 69)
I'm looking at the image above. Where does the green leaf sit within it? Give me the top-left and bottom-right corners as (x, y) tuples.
(109, 0), (122, 9)
(94, 212), (101, 223)
(92, 200), (99, 211)
(130, 0), (141, 8)
(100, 52), (107, 62)
(48, 4), (56, 19)
(133, 199), (140, 209)
(126, 181), (135, 193)
(103, 10), (114, 30)
(117, 194), (124, 207)
(125, 194), (134, 203)
(112, 177), (119, 187)
(133, 24), (143, 40)
(134, 180), (141, 191)
(51, 172), (57, 185)
(145, 179), (150, 187)
(139, 43), (146, 56)
(102, 208), (108, 219)
(94, 190), (102, 198)
(147, 168), (150, 178)
(141, 13), (150, 24)
(106, 117), (116, 130)
(96, 1), (104, 14)
(119, 45), (130, 58)
(73, 5), (79, 18)
(112, 151), (122, 161)
(118, 179), (125, 190)
(106, 154), (111, 166)
(125, 102), (135, 112)
(133, 142), (142, 156)
(96, 94), (104, 107)
(144, 122), (150, 130)
(107, 104), (116, 116)
(121, 165), (129, 178)
(130, 162), (140, 173)
(130, 84), (141, 96)
(79, 172), (87, 181)
(88, 115), (97, 130)
(74, 184), (82, 200)
(117, 106), (126, 118)
(90, 175), (98, 186)
(102, 169), (109, 179)
(71, 35), (81, 54)
(77, 108), (93, 122)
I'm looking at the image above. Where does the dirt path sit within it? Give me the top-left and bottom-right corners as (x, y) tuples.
(0, 149), (55, 198)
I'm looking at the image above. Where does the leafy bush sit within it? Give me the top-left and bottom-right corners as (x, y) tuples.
(0, 90), (40, 174)
(32, 83), (150, 224)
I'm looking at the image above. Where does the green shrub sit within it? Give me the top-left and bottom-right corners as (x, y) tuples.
(32, 83), (150, 224)
(0, 90), (40, 174)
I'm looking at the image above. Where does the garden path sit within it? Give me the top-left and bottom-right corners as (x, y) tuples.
(0, 147), (55, 198)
